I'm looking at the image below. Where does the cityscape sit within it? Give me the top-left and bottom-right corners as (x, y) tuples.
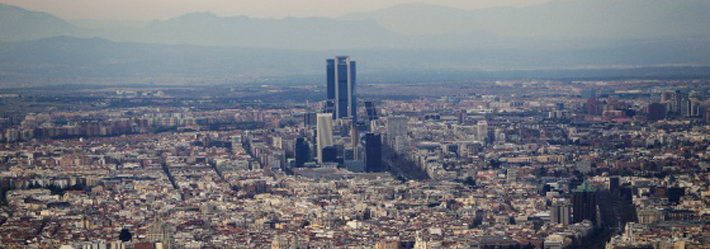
(2, 0), (710, 249)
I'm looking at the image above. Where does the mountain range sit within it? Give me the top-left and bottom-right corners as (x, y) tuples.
(1, 0), (709, 86)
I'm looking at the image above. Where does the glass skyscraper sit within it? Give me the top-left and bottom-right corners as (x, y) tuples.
(326, 56), (357, 121)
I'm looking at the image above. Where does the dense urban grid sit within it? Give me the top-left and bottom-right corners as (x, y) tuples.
(1, 58), (710, 249)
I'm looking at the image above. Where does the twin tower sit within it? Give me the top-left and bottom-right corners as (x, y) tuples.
(325, 56), (357, 121)
(317, 56), (356, 164)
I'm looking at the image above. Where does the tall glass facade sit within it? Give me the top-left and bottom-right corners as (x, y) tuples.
(326, 56), (356, 121)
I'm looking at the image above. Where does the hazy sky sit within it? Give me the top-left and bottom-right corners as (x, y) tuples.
(1, 0), (556, 20)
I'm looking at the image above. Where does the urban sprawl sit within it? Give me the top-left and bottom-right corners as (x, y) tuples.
(1, 57), (710, 249)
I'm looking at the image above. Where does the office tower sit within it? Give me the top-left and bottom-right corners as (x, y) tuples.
(365, 133), (383, 172)
(327, 56), (357, 120)
(387, 116), (408, 141)
(647, 103), (667, 122)
(304, 112), (318, 127)
(550, 201), (572, 225)
(350, 126), (360, 160)
(670, 90), (688, 116)
(295, 137), (309, 167)
(572, 181), (598, 225)
(387, 116), (408, 153)
(477, 120), (488, 142)
(609, 176), (620, 192)
(691, 99), (704, 117)
(316, 113), (334, 164)
(350, 126), (359, 146)
(365, 101), (378, 121)
(680, 98), (692, 117)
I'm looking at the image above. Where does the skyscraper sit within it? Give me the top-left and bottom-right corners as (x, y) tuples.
(477, 120), (488, 142)
(365, 133), (383, 172)
(304, 112), (318, 127)
(316, 113), (334, 164)
(647, 102), (666, 122)
(295, 137), (310, 167)
(365, 101), (378, 121)
(387, 116), (408, 153)
(550, 200), (572, 225)
(572, 180), (598, 225)
(327, 56), (357, 120)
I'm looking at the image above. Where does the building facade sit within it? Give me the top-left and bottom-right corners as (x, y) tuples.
(326, 56), (357, 121)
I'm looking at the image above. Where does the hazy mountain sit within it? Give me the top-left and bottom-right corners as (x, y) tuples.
(69, 19), (150, 30)
(0, 4), (84, 42)
(104, 12), (404, 50)
(343, 0), (710, 39)
(4, 1), (709, 50)
(342, 3), (475, 36)
(1, 2), (710, 87)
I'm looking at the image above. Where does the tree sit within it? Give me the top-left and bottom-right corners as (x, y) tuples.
(119, 228), (132, 242)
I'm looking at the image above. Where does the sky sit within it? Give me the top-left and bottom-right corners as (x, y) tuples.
(0, 0), (556, 20)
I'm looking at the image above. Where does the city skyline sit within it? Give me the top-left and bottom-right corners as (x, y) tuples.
(1, 0), (710, 248)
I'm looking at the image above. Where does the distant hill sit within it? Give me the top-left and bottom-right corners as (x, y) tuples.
(0, 4), (84, 42)
(342, 0), (710, 39)
(2, 1), (710, 50)
(107, 12), (404, 49)
(1, 2), (710, 86)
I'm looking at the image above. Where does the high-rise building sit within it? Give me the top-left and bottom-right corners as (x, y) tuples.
(350, 125), (360, 159)
(304, 112), (318, 127)
(295, 137), (310, 167)
(609, 176), (620, 192)
(316, 113), (334, 164)
(321, 146), (338, 163)
(572, 181), (598, 225)
(680, 97), (692, 117)
(647, 103), (667, 122)
(365, 133), (383, 172)
(365, 101), (378, 121)
(477, 120), (488, 142)
(670, 90), (688, 116)
(327, 56), (357, 120)
(387, 116), (408, 153)
(550, 200), (572, 226)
